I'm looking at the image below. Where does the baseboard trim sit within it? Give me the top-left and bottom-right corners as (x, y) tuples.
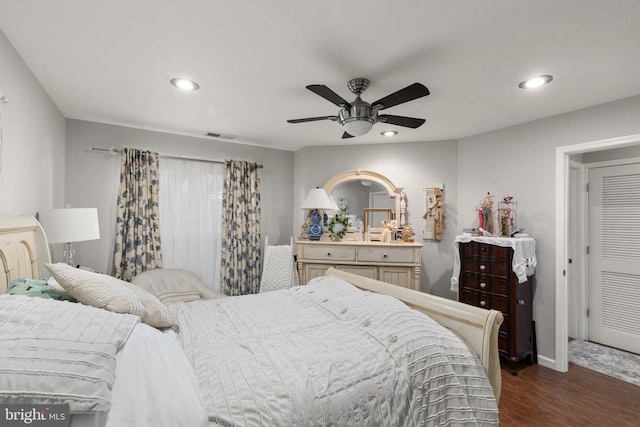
(537, 354), (556, 370)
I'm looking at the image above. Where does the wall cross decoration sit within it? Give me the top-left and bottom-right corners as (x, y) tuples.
(423, 183), (445, 240)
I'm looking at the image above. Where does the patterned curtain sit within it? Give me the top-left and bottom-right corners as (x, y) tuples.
(220, 160), (261, 295)
(112, 148), (162, 281)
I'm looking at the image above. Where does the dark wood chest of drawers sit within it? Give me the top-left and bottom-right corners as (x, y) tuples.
(458, 240), (534, 374)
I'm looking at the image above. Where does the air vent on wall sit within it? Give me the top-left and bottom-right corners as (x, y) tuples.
(205, 131), (236, 140)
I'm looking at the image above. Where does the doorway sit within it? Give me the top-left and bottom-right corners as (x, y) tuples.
(556, 133), (640, 372)
(586, 162), (640, 354)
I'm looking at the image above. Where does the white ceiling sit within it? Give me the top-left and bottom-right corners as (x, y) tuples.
(1, 1), (640, 151)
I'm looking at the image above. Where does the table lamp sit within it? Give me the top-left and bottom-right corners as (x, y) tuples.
(38, 208), (100, 266)
(301, 188), (338, 240)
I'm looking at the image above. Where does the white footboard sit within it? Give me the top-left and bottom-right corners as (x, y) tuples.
(325, 268), (503, 402)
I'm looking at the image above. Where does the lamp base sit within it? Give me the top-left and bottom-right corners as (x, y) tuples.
(63, 242), (76, 266)
(307, 210), (323, 240)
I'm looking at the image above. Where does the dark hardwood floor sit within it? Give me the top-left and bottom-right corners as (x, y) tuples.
(499, 362), (640, 426)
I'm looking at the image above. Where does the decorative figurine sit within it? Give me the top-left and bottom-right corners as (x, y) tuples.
(478, 192), (495, 235)
(498, 195), (517, 237)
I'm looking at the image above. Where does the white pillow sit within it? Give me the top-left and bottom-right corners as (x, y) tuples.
(45, 263), (176, 329)
(131, 268), (224, 303)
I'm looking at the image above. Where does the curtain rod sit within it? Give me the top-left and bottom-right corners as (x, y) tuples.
(90, 147), (263, 168)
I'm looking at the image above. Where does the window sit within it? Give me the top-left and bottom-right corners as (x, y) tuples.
(159, 158), (224, 292)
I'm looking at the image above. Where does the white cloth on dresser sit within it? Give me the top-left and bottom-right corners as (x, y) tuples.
(451, 235), (537, 292)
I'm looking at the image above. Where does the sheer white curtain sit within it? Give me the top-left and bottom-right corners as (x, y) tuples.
(159, 157), (224, 292)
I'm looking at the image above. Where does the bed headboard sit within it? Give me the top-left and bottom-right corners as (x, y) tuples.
(0, 215), (51, 292)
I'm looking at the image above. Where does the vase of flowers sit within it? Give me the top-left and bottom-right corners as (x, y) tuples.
(498, 196), (516, 237)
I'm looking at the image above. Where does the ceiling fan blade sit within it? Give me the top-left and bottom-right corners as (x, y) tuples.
(306, 85), (352, 109)
(341, 132), (354, 139)
(378, 114), (426, 128)
(287, 116), (338, 124)
(372, 83), (430, 110)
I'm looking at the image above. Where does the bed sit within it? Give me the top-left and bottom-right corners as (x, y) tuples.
(0, 215), (503, 426)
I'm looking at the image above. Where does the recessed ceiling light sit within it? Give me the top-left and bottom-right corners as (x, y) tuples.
(518, 75), (553, 89)
(170, 78), (200, 91)
(381, 130), (398, 137)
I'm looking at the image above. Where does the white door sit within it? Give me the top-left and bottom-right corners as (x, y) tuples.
(568, 161), (587, 340)
(588, 163), (640, 353)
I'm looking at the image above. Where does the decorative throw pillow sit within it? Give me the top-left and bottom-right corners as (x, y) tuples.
(131, 268), (224, 303)
(8, 278), (77, 302)
(45, 263), (176, 329)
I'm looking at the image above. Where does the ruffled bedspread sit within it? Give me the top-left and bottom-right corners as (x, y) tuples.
(169, 277), (498, 426)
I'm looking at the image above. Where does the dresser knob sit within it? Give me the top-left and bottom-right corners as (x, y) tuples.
(327, 252), (331, 256)
(479, 264), (486, 271)
(518, 299), (526, 305)
(383, 253), (388, 258)
(480, 282), (487, 289)
(480, 300), (487, 307)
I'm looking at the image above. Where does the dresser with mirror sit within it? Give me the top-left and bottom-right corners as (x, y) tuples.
(296, 169), (423, 290)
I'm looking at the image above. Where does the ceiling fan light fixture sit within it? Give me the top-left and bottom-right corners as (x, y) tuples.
(287, 80), (429, 138)
(170, 78), (200, 91)
(343, 118), (374, 136)
(381, 130), (398, 137)
(518, 75), (553, 89)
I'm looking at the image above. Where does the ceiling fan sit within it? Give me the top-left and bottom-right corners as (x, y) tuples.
(287, 78), (429, 138)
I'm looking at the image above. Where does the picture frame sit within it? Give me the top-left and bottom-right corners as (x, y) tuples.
(364, 208), (393, 241)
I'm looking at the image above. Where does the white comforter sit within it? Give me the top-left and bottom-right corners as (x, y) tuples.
(0, 294), (209, 427)
(0, 294), (138, 413)
(169, 277), (499, 426)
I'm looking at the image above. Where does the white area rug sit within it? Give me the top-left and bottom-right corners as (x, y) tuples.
(568, 339), (640, 387)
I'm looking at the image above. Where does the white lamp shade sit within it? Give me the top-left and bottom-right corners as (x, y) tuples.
(300, 188), (336, 210)
(38, 208), (100, 244)
(328, 195), (340, 211)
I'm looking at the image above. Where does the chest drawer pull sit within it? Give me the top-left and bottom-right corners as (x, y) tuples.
(383, 253), (388, 258)
(480, 282), (487, 289)
(518, 299), (526, 305)
(480, 300), (486, 307)
(479, 264), (486, 271)
(327, 252), (331, 256)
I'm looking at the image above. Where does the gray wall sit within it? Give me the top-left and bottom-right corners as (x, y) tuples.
(456, 94), (640, 365)
(294, 139), (459, 298)
(7, 19), (640, 368)
(65, 119), (295, 273)
(0, 30), (65, 217)
(583, 144), (640, 163)
(294, 94), (640, 366)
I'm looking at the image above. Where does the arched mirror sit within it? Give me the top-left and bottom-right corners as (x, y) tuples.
(323, 169), (406, 230)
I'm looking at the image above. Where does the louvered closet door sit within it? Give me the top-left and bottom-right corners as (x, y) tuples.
(588, 163), (640, 354)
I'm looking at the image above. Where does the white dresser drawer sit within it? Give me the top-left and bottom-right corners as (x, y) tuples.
(304, 245), (356, 261)
(296, 240), (422, 291)
(358, 246), (415, 263)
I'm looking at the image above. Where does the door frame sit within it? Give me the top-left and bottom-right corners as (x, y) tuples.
(555, 133), (640, 372)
